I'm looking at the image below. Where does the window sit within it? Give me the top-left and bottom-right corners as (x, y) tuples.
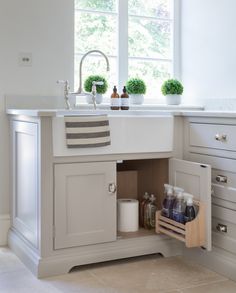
(74, 0), (177, 103)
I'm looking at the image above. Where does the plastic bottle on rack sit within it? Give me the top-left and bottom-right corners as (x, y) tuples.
(144, 194), (157, 229)
(140, 192), (150, 227)
(172, 187), (185, 223)
(184, 193), (196, 222)
(162, 184), (175, 218)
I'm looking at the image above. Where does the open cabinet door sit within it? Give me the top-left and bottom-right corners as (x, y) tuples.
(169, 158), (212, 251)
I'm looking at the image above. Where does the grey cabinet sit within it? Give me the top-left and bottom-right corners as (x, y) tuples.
(184, 117), (236, 255)
(11, 120), (39, 248)
(169, 158), (212, 251)
(54, 161), (117, 249)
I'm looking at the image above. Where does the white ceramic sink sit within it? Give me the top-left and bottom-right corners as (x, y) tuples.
(52, 112), (174, 157)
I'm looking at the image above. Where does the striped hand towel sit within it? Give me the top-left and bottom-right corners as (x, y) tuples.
(65, 115), (111, 148)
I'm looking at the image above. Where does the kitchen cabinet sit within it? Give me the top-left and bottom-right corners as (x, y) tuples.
(8, 113), (236, 279)
(156, 158), (211, 250)
(183, 116), (236, 281)
(117, 158), (211, 251)
(54, 161), (116, 249)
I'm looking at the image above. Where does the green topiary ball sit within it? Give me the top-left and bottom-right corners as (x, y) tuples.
(161, 79), (184, 96)
(126, 78), (146, 94)
(84, 75), (108, 94)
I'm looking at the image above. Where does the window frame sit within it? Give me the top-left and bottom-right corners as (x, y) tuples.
(74, 0), (180, 104)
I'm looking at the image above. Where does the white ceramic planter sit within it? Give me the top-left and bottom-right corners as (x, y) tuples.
(165, 95), (181, 105)
(130, 94), (144, 105)
(86, 93), (103, 104)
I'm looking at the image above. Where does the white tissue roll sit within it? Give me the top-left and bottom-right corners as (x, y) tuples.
(117, 199), (139, 232)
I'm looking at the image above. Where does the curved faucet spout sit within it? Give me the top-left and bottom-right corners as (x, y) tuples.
(77, 50), (110, 94)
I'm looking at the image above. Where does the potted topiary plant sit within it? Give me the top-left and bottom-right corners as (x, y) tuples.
(126, 78), (146, 105)
(161, 79), (184, 105)
(84, 75), (108, 104)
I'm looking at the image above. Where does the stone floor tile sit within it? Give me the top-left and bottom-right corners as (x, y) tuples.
(180, 280), (236, 293)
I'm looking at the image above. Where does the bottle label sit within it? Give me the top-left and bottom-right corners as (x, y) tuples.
(121, 98), (129, 107)
(172, 211), (185, 223)
(110, 98), (120, 107)
(162, 208), (172, 218)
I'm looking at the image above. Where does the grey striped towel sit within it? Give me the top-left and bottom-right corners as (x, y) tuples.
(65, 115), (111, 148)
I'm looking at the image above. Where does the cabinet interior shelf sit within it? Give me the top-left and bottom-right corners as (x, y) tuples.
(117, 227), (156, 240)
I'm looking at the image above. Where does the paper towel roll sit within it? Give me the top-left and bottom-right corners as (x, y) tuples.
(117, 199), (139, 232)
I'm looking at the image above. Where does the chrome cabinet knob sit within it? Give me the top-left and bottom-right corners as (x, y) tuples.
(215, 134), (227, 142)
(215, 175), (228, 183)
(216, 223), (227, 233)
(108, 183), (117, 194)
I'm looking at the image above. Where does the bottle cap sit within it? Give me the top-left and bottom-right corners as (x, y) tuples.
(123, 86), (127, 93)
(173, 187), (184, 197)
(150, 194), (156, 201)
(113, 85), (117, 92)
(183, 192), (193, 201)
(143, 192), (149, 199)
(164, 184), (172, 190)
(186, 197), (193, 206)
(164, 184), (173, 197)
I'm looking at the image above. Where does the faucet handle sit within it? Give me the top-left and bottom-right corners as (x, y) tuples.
(92, 81), (104, 95)
(93, 81), (104, 86)
(57, 79), (70, 88)
(57, 80), (70, 96)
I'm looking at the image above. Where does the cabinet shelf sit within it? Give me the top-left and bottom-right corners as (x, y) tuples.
(117, 228), (156, 240)
(156, 201), (206, 248)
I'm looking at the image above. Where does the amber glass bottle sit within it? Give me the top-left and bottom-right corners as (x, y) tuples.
(110, 86), (120, 110)
(121, 86), (129, 110)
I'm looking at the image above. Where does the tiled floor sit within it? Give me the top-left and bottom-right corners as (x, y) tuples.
(1, 247), (236, 293)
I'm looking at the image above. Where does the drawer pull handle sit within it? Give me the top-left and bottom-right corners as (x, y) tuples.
(108, 183), (117, 194)
(216, 175), (228, 183)
(216, 223), (227, 233)
(215, 134), (227, 142)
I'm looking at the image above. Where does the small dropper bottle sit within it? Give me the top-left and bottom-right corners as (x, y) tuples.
(110, 86), (120, 110)
(121, 86), (129, 110)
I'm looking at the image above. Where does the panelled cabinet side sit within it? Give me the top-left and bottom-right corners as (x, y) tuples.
(10, 116), (41, 250)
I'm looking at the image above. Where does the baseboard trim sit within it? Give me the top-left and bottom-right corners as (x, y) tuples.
(9, 228), (183, 278)
(0, 214), (10, 246)
(184, 247), (236, 282)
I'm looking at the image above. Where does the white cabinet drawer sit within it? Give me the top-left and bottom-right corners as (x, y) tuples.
(212, 197), (236, 211)
(212, 168), (236, 204)
(189, 123), (236, 152)
(212, 204), (236, 224)
(212, 205), (236, 254)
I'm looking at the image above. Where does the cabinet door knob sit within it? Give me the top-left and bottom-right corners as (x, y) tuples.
(215, 134), (227, 142)
(108, 183), (117, 194)
(216, 223), (227, 233)
(216, 175), (228, 183)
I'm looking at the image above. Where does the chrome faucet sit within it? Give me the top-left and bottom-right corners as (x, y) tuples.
(77, 50), (110, 94)
(57, 50), (110, 110)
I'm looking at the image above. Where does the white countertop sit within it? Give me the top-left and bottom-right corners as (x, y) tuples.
(6, 108), (236, 118)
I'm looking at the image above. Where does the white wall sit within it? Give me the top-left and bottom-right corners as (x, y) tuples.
(0, 0), (74, 219)
(181, 0), (236, 103)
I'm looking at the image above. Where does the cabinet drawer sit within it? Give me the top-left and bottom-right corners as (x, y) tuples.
(212, 197), (236, 211)
(189, 123), (236, 152)
(212, 168), (236, 204)
(212, 204), (236, 224)
(212, 205), (236, 254)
